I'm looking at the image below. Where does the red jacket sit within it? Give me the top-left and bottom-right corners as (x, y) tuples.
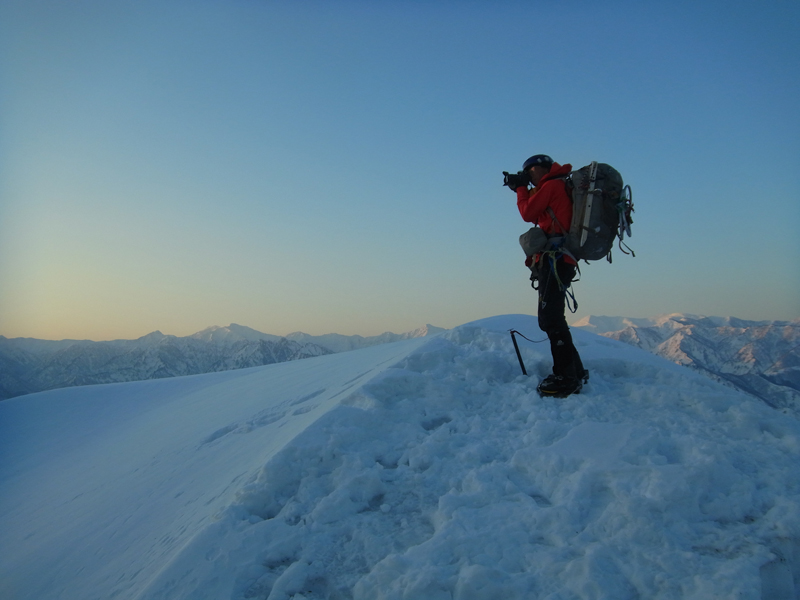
(516, 162), (575, 265)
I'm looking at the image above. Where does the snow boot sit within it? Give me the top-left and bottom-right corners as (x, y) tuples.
(537, 374), (582, 398)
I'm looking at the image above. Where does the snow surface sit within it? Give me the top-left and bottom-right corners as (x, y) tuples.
(1, 315), (799, 600)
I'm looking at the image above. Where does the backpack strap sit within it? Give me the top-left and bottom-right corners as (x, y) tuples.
(544, 173), (574, 237)
(546, 207), (569, 236)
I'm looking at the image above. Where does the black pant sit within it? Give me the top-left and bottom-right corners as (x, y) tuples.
(537, 257), (584, 380)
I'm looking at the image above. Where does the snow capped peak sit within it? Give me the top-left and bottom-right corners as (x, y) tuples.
(408, 324), (448, 337)
(571, 313), (704, 334)
(574, 313), (800, 412)
(136, 330), (168, 342)
(190, 324), (283, 344)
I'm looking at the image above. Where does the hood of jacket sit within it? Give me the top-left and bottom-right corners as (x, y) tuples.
(538, 162), (572, 186)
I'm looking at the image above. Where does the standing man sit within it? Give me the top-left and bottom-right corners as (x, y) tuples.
(504, 154), (587, 397)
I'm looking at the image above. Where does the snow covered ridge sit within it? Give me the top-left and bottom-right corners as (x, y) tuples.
(574, 313), (800, 415)
(1, 315), (799, 600)
(0, 323), (446, 401)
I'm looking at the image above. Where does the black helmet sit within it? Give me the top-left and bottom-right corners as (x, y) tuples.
(522, 154), (553, 171)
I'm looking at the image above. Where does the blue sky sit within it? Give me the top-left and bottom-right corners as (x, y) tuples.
(1, 0), (798, 340)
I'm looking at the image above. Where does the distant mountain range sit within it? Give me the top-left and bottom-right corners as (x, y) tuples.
(4, 315), (798, 412)
(573, 314), (800, 413)
(0, 324), (446, 401)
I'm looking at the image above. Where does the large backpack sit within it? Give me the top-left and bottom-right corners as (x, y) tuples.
(556, 162), (634, 262)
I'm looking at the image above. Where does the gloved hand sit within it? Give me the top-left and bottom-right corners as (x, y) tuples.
(502, 171), (529, 191)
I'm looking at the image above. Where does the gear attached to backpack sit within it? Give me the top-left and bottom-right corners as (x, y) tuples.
(550, 161), (635, 263)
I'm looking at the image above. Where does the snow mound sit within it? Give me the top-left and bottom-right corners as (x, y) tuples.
(2, 315), (799, 600)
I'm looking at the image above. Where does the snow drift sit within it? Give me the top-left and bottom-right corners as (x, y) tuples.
(1, 315), (798, 600)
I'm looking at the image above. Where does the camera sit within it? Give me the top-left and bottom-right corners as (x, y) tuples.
(502, 170), (530, 190)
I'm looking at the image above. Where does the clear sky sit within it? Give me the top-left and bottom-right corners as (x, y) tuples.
(1, 0), (798, 341)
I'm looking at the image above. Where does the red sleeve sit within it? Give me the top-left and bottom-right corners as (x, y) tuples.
(517, 184), (556, 225)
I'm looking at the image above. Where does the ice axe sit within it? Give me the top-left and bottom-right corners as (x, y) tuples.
(509, 330), (527, 375)
(509, 329), (548, 376)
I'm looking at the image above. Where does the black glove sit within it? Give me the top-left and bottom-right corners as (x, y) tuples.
(502, 171), (529, 191)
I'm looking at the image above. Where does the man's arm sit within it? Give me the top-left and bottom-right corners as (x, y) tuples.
(517, 184), (553, 224)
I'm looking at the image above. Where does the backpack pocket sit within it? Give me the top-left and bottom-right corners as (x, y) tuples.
(519, 227), (549, 257)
